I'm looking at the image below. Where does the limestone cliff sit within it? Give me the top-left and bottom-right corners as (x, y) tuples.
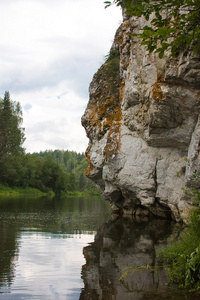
(81, 14), (200, 222)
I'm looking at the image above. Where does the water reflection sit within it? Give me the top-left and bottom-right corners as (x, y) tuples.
(0, 196), (110, 234)
(0, 196), (110, 299)
(0, 222), (20, 290)
(0, 197), (199, 299)
(80, 215), (198, 300)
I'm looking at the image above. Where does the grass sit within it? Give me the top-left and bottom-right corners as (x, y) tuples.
(0, 184), (52, 197)
(0, 184), (101, 199)
(158, 206), (200, 292)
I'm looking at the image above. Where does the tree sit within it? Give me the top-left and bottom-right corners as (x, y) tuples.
(105, 0), (200, 58)
(24, 154), (45, 191)
(68, 172), (77, 191)
(79, 173), (86, 191)
(0, 92), (26, 187)
(0, 91), (25, 157)
(0, 153), (28, 187)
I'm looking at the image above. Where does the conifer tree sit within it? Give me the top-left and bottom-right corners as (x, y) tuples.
(0, 91), (25, 158)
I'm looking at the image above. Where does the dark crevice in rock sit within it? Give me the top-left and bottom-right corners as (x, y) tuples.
(154, 158), (158, 195)
(150, 198), (172, 220)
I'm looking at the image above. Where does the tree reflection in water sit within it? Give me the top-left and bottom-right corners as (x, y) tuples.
(80, 215), (196, 300)
(0, 222), (19, 291)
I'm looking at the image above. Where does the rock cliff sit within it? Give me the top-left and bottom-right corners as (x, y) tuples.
(81, 13), (200, 222)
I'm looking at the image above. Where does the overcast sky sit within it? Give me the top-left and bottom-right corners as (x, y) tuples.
(0, 0), (122, 153)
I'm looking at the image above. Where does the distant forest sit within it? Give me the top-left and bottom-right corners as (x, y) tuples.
(0, 91), (96, 195)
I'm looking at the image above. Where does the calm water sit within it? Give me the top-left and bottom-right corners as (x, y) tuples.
(0, 196), (199, 300)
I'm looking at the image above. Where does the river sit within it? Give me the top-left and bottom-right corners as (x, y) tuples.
(0, 196), (199, 300)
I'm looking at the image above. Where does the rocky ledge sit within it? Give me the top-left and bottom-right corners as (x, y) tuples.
(81, 14), (200, 222)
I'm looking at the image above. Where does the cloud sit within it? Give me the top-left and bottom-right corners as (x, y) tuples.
(0, 0), (122, 152)
(15, 81), (89, 152)
(23, 103), (32, 112)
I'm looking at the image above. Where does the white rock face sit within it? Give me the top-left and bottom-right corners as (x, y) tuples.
(82, 15), (200, 222)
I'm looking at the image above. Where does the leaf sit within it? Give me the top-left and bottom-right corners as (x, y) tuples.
(193, 44), (200, 56)
(158, 51), (165, 59)
(104, 1), (111, 8)
(155, 10), (162, 20)
(140, 40), (151, 46)
(161, 42), (170, 50)
(109, 0), (200, 58)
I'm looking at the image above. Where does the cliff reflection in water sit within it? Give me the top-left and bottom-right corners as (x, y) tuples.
(80, 215), (182, 300)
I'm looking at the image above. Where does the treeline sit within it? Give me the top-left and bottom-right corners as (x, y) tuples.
(0, 91), (96, 195)
(35, 149), (97, 194)
(0, 150), (96, 195)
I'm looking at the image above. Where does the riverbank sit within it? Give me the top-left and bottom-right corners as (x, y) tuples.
(0, 185), (101, 198)
(65, 190), (101, 197)
(0, 185), (53, 197)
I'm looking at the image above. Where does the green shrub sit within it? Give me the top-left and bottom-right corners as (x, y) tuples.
(159, 175), (200, 292)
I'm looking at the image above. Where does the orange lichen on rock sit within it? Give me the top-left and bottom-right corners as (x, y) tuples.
(101, 96), (122, 158)
(82, 41), (123, 173)
(85, 145), (94, 176)
(152, 71), (166, 102)
(103, 121), (122, 158)
(88, 104), (99, 127)
(87, 93), (122, 159)
(152, 82), (164, 101)
(152, 82), (164, 102)
(120, 81), (125, 103)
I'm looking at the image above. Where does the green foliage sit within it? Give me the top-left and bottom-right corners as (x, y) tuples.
(0, 91), (25, 157)
(79, 173), (86, 191)
(100, 48), (121, 95)
(105, 0), (200, 58)
(120, 264), (155, 282)
(0, 154), (29, 187)
(159, 226), (200, 291)
(104, 48), (120, 76)
(37, 149), (85, 173)
(159, 173), (200, 292)
(36, 149), (98, 195)
(0, 148), (98, 196)
(0, 184), (48, 197)
(0, 91), (27, 188)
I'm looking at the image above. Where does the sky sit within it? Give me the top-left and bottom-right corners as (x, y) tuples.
(0, 0), (122, 153)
